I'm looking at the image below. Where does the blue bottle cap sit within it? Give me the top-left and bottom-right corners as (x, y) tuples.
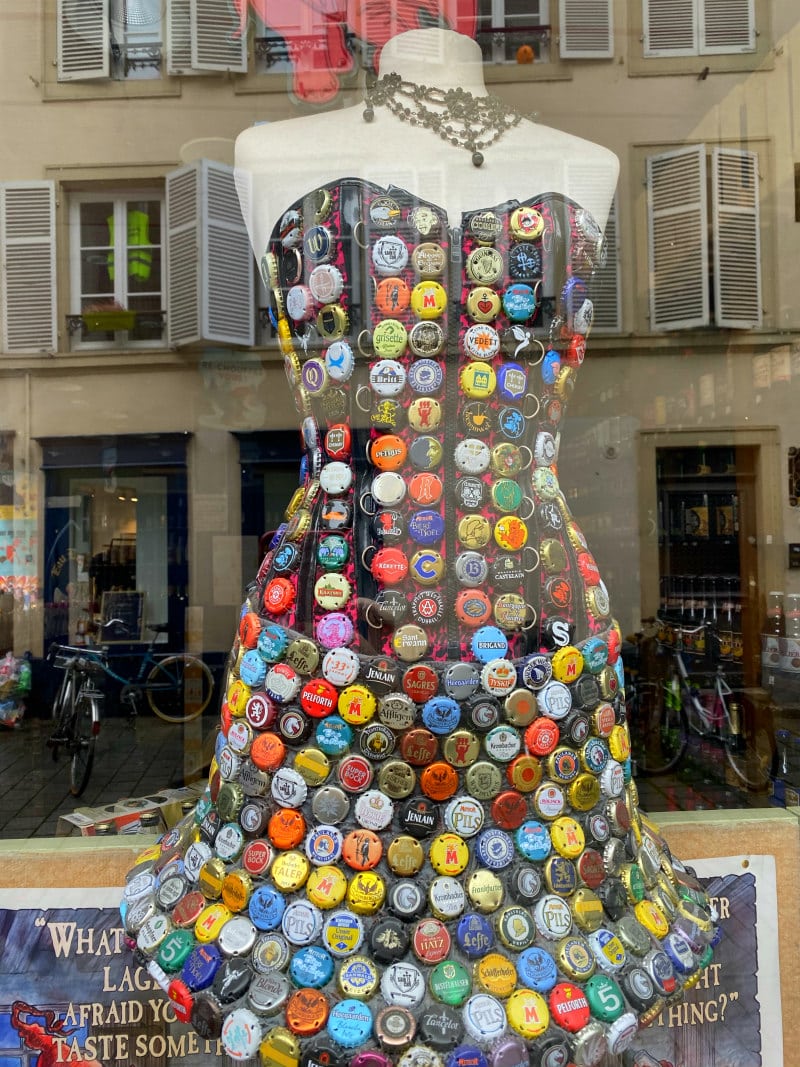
(541, 350), (561, 385)
(315, 715), (354, 756)
(496, 362), (528, 402)
(326, 998), (374, 1047)
(422, 696), (462, 736)
(270, 523), (288, 549)
(580, 636), (609, 674)
(446, 1045), (489, 1067)
(475, 827), (515, 871)
(290, 945), (335, 988)
(456, 913), (495, 958)
(409, 509), (446, 545)
(239, 649), (267, 688)
(257, 624), (289, 663)
(663, 932), (696, 974)
(497, 407), (525, 440)
(214, 731), (227, 763)
(408, 358), (443, 394)
(514, 820), (552, 862)
(249, 885), (286, 931)
(516, 946), (558, 992)
(471, 627), (508, 664)
(273, 543), (301, 574)
(182, 943), (223, 991)
(502, 283), (537, 322)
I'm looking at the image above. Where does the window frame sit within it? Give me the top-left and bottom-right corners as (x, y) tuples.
(629, 0), (771, 77)
(68, 187), (167, 352)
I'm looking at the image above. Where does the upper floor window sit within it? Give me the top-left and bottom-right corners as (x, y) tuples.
(644, 0), (755, 58)
(69, 192), (165, 348)
(56, 0), (245, 83)
(476, 0), (552, 65)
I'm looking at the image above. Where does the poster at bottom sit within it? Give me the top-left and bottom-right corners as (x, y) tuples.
(0, 855), (782, 1067)
(625, 854), (781, 1067)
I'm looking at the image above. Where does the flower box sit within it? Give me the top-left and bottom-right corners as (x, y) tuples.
(81, 310), (137, 332)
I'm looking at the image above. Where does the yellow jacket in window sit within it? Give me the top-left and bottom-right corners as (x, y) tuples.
(107, 209), (152, 282)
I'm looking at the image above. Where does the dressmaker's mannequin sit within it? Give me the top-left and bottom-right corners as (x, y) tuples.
(236, 28), (619, 258)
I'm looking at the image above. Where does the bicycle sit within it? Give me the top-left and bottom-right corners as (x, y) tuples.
(52, 622), (215, 725)
(47, 646), (105, 796)
(625, 620), (774, 791)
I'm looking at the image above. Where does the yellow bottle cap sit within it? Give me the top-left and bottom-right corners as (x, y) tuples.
(571, 888), (605, 933)
(271, 851), (310, 893)
(494, 516), (528, 552)
(474, 952), (517, 997)
(506, 988), (550, 1039)
(550, 816), (586, 859)
(460, 361), (497, 399)
(411, 280), (448, 320)
(227, 678), (251, 716)
(259, 1027), (300, 1067)
(466, 286), (501, 323)
(222, 870), (253, 913)
(194, 902), (232, 943)
(338, 685), (377, 726)
(568, 773), (601, 811)
(346, 870), (386, 915)
(293, 747), (331, 786)
(608, 724), (632, 762)
(197, 857), (226, 900)
(551, 645), (584, 685)
(457, 515), (492, 550)
(373, 318), (409, 357)
(306, 865), (348, 909)
(634, 899), (669, 939)
(429, 833), (470, 876)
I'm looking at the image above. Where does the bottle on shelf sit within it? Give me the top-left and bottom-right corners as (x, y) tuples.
(718, 576), (734, 660)
(782, 593), (800, 673)
(693, 576), (708, 656)
(762, 591), (784, 677)
(731, 581), (744, 663)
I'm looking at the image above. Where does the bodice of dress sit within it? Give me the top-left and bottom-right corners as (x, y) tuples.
(260, 180), (611, 667)
(121, 179), (718, 1066)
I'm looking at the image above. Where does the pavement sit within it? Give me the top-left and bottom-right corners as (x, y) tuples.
(0, 711), (217, 838)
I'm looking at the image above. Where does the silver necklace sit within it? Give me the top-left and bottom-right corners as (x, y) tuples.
(363, 73), (523, 168)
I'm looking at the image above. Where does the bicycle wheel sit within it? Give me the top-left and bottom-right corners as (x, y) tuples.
(629, 681), (689, 775)
(49, 673), (75, 760)
(724, 694), (774, 791)
(146, 655), (214, 723)
(69, 692), (99, 796)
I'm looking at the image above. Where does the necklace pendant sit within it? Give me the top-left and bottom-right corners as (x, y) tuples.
(472, 151), (485, 168)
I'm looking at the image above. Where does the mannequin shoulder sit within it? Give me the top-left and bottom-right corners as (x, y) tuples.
(236, 107), (366, 171)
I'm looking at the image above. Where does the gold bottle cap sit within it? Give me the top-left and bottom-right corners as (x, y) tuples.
(347, 870), (386, 915)
(285, 486), (306, 520)
(540, 538), (568, 573)
(387, 835), (425, 876)
(568, 773), (601, 811)
(378, 760), (417, 799)
(221, 870), (253, 913)
(507, 754), (542, 793)
(338, 955), (379, 999)
(571, 887), (605, 933)
(294, 747), (331, 786)
(555, 934), (596, 981)
(466, 869), (504, 914)
(443, 729), (481, 768)
(197, 857), (226, 900)
(271, 851), (310, 893)
(473, 952), (517, 997)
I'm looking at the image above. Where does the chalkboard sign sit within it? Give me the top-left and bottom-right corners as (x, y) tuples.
(100, 591), (145, 642)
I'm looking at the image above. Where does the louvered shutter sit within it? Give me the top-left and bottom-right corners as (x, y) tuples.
(191, 0), (247, 72)
(700, 0), (755, 54)
(591, 196), (621, 332)
(712, 148), (761, 329)
(646, 145), (709, 331)
(165, 0), (194, 74)
(643, 0), (698, 56)
(167, 161), (254, 348)
(167, 164), (201, 346)
(0, 183), (57, 355)
(559, 0), (614, 59)
(57, 0), (109, 81)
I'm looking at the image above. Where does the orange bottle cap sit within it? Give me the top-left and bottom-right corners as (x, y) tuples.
(420, 761), (460, 802)
(250, 732), (286, 772)
(285, 988), (330, 1037)
(268, 807), (306, 850)
(342, 828), (384, 871)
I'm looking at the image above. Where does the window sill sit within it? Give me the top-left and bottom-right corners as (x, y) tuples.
(42, 77), (182, 102)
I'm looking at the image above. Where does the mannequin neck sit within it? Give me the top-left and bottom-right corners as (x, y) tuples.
(377, 28), (488, 95)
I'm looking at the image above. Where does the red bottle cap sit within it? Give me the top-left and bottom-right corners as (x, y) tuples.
(337, 755), (374, 793)
(242, 839), (273, 876)
(263, 577), (296, 615)
(491, 790), (528, 830)
(168, 979), (194, 1023)
(371, 547), (409, 585)
(548, 982), (590, 1033)
(577, 849), (606, 890)
(239, 612), (262, 649)
(399, 728), (439, 767)
(525, 718), (560, 756)
(402, 665), (438, 703)
(325, 423), (351, 460)
(300, 679), (339, 718)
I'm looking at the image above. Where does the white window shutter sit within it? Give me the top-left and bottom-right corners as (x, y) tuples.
(712, 147), (762, 329)
(57, 0), (109, 81)
(165, 0), (194, 75)
(0, 183), (58, 355)
(591, 196), (621, 332)
(700, 0), (755, 54)
(559, 0), (614, 59)
(167, 164), (201, 346)
(191, 0), (247, 72)
(643, 0), (698, 56)
(167, 160), (254, 348)
(646, 145), (709, 331)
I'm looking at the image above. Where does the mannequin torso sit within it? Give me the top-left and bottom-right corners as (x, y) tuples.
(236, 29), (619, 257)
